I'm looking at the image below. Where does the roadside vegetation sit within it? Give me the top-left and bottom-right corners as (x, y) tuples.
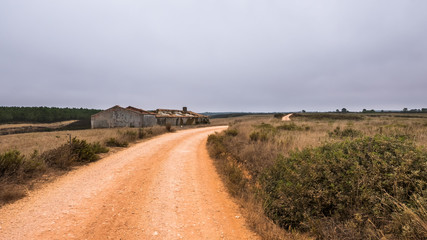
(208, 113), (427, 239)
(0, 125), (174, 206)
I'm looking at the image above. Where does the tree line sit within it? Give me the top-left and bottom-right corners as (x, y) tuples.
(0, 106), (101, 124)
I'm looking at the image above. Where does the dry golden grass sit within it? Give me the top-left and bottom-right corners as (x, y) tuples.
(0, 126), (169, 156)
(214, 114), (427, 151)
(208, 113), (427, 239)
(0, 120), (77, 130)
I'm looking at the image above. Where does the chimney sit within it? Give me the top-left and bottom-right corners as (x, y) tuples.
(183, 107), (188, 113)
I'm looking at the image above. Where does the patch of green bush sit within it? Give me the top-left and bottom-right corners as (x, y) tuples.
(71, 138), (107, 162)
(249, 131), (268, 141)
(0, 150), (25, 177)
(207, 134), (226, 159)
(261, 135), (427, 239)
(276, 123), (307, 131)
(249, 123), (277, 142)
(105, 138), (128, 147)
(225, 128), (239, 136)
(328, 126), (362, 138)
(0, 150), (46, 178)
(43, 138), (108, 168)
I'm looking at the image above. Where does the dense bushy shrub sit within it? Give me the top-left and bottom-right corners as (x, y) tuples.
(43, 138), (108, 168)
(105, 138), (128, 147)
(261, 135), (427, 238)
(207, 134), (226, 159)
(225, 128), (239, 136)
(71, 138), (107, 162)
(328, 126), (362, 138)
(0, 150), (25, 177)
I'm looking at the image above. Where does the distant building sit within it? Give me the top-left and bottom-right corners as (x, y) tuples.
(91, 106), (209, 129)
(154, 107), (210, 126)
(91, 105), (157, 129)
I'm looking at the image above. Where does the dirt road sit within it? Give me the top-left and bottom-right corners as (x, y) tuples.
(281, 114), (293, 121)
(0, 126), (259, 239)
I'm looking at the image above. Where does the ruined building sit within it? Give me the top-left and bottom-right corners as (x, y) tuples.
(91, 106), (209, 129)
(154, 107), (210, 126)
(91, 105), (156, 128)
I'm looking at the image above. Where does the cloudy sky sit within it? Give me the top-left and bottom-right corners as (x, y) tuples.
(1, 1), (426, 112)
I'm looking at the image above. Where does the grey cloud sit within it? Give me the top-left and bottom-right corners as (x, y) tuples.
(1, 0), (426, 112)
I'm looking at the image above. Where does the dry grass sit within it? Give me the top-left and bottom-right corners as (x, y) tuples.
(0, 120), (77, 130)
(208, 113), (427, 239)
(0, 126), (171, 156)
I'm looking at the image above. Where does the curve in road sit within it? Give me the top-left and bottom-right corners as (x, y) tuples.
(0, 126), (259, 239)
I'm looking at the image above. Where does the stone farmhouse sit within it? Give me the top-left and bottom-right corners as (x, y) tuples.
(154, 107), (210, 126)
(91, 105), (209, 129)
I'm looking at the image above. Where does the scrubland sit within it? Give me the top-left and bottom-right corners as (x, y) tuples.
(0, 125), (172, 205)
(208, 113), (427, 240)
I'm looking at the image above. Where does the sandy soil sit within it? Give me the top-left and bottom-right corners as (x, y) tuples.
(281, 114), (293, 121)
(0, 126), (259, 240)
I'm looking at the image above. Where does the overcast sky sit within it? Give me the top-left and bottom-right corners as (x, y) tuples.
(1, 1), (426, 112)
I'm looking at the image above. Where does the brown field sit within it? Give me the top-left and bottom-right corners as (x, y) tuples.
(0, 120), (78, 130)
(0, 126), (171, 156)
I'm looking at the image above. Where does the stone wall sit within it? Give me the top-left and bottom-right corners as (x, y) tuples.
(91, 107), (156, 128)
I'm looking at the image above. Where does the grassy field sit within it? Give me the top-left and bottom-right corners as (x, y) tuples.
(0, 120), (78, 130)
(208, 113), (427, 240)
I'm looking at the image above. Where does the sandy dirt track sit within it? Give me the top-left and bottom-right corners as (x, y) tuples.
(281, 114), (293, 121)
(0, 126), (259, 239)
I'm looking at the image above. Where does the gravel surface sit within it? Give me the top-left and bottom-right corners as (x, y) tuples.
(0, 126), (259, 239)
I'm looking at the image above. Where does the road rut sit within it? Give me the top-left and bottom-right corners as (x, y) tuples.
(0, 126), (259, 239)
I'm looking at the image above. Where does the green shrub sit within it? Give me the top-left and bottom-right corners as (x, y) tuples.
(277, 123), (304, 131)
(261, 135), (427, 238)
(249, 131), (268, 141)
(207, 134), (226, 158)
(0, 150), (25, 177)
(328, 126), (362, 138)
(249, 123), (277, 141)
(71, 138), (101, 162)
(105, 138), (128, 147)
(43, 138), (109, 168)
(90, 142), (109, 154)
(255, 123), (276, 132)
(22, 150), (46, 175)
(225, 128), (239, 136)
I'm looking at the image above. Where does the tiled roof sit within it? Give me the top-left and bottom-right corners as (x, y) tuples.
(126, 106), (155, 115)
(155, 109), (208, 118)
(92, 106), (208, 118)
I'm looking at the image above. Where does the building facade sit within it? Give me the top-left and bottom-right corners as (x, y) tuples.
(91, 105), (157, 129)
